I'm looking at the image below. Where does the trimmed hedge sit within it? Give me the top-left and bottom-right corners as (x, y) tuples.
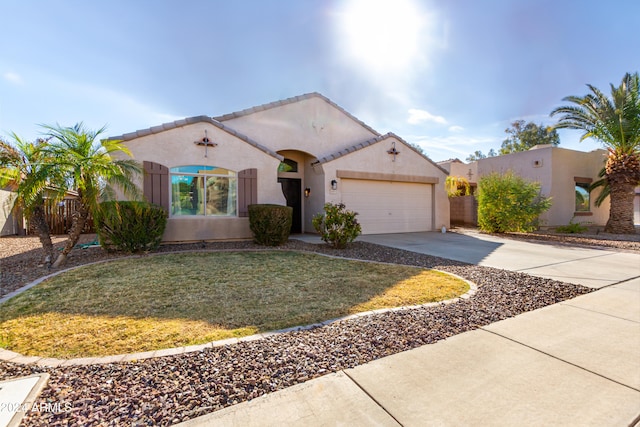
(248, 204), (292, 246)
(94, 201), (167, 253)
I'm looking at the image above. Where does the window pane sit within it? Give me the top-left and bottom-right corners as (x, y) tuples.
(171, 175), (204, 215)
(278, 159), (298, 172)
(206, 177), (237, 215)
(575, 184), (590, 212)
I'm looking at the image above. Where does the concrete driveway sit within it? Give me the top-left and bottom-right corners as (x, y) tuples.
(359, 229), (640, 288)
(182, 230), (640, 426)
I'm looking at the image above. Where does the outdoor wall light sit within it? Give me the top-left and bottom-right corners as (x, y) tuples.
(304, 187), (311, 198)
(330, 179), (338, 190)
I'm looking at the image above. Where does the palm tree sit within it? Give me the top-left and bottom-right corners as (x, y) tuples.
(551, 72), (640, 234)
(0, 134), (65, 265)
(42, 123), (141, 267)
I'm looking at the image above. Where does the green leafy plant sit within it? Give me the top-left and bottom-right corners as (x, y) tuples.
(445, 175), (471, 197)
(312, 202), (362, 248)
(94, 201), (167, 253)
(248, 204), (293, 246)
(477, 171), (552, 233)
(555, 220), (588, 234)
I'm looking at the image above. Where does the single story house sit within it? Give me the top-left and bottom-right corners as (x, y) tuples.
(441, 144), (640, 228)
(110, 92), (450, 242)
(1, 183), (21, 236)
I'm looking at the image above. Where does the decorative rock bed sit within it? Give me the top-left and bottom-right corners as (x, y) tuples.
(0, 240), (593, 426)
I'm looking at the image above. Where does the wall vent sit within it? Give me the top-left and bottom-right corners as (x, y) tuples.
(532, 159), (543, 168)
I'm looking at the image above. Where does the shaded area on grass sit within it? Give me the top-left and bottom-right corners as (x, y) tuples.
(0, 251), (468, 358)
(1, 257), (592, 427)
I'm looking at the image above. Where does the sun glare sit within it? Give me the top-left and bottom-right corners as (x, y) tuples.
(336, 0), (429, 75)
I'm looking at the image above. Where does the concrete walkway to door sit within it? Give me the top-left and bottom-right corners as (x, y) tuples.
(180, 230), (640, 426)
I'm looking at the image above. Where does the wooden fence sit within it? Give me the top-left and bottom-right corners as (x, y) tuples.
(28, 199), (94, 235)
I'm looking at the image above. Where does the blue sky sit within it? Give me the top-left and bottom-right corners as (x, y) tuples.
(2, 0), (638, 162)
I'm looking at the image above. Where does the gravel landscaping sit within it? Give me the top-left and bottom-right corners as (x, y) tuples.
(0, 234), (600, 426)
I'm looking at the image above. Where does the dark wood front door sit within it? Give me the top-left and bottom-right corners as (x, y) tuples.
(278, 178), (302, 234)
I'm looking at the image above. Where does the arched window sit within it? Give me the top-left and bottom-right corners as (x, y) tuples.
(278, 158), (298, 173)
(170, 166), (237, 216)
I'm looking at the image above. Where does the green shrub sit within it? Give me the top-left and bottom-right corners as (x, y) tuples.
(94, 201), (167, 253)
(312, 202), (362, 249)
(555, 220), (588, 234)
(477, 171), (552, 233)
(248, 204), (292, 246)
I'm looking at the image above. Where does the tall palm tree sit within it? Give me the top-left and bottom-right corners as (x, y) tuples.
(551, 72), (640, 234)
(42, 123), (141, 267)
(0, 134), (65, 265)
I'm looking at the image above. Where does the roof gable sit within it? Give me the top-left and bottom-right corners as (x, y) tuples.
(313, 132), (449, 175)
(214, 92), (381, 137)
(107, 116), (282, 160)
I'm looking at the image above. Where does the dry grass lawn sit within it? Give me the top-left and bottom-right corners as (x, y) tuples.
(0, 251), (468, 358)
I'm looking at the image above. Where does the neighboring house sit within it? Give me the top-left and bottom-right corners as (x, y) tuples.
(1, 183), (21, 236)
(109, 92), (450, 242)
(441, 145), (635, 228)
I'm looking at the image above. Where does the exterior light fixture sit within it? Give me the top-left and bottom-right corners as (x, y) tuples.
(304, 187), (311, 198)
(194, 129), (217, 157)
(330, 179), (338, 190)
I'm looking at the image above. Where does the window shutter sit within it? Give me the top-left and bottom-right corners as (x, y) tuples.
(143, 161), (169, 212)
(238, 168), (257, 217)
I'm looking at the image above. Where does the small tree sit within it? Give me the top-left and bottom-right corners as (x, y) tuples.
(500, 120), (560, 155)
(445, 175), (471, 197)
(312, 203), (361, 248)
(0, 134), (66, 266)
(477, 171), (551, 233)
(43, 123), (141, 268)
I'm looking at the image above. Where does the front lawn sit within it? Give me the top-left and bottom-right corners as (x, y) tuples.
(0, 251), (468, 358)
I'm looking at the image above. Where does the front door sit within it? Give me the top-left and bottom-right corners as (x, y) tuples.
(278, 178), (302, 234)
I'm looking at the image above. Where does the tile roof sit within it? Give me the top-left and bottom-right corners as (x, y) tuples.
(107, 116), (283, 160)
(313, 132), (449, 175)
(213, 92), (381, 137)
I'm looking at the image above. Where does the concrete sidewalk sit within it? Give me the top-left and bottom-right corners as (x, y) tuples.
(181, 232), (640, 426)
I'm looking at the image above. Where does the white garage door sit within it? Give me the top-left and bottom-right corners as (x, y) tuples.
(341, 179), (432, 234)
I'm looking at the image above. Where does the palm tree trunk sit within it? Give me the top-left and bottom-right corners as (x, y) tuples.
(604, 180), (637, 234)
(52, 204), (89, 268)
(30, 205), (56, 267)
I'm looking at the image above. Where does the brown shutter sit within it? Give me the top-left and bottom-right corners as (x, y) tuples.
(238, 168), (258, 217)
(143, 161), (169, 212)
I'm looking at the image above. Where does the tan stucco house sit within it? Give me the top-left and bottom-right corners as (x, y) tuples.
(1, 183), (21, 236)
(441, 145), (640, 228)
(110, 93), (450, 242)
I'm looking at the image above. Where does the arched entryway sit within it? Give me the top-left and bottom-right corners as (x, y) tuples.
(277, 150), (323, 234)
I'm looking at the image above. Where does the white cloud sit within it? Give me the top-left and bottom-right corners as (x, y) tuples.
(3, 72), (23, 85)
(407, 108), (447, 125)
(448, 125), (464, 133)
(404, 133), (500, 162)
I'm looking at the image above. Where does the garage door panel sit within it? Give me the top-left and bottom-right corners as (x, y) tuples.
(341, 180), (432, 234)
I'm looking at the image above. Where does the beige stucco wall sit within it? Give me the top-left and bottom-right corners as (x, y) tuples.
(0, 188), (19, 236)
(449, 161), (478, 185)
(118, 122), (285, 241)
(220, 96), (378, 160)
(551, 148), (609, 227)
(476, 146), (609, 227)
(321, 137), (450, 231)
